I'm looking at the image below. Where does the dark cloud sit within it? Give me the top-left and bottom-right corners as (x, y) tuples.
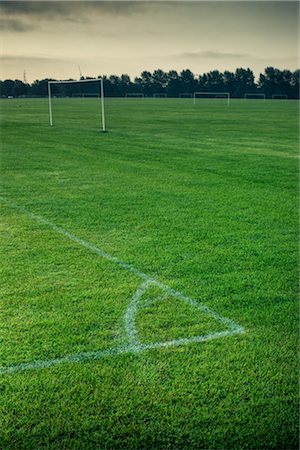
(0, 1), (149, 32)
(178, 50), (249, 59)
(0, 18), (34, 32)
(0, 1), (146, 18)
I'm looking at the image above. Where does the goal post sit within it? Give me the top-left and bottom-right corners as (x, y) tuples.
(193, 92), (230, 106)
(244, 93), (266, 100)
(48, 78), (106, 132)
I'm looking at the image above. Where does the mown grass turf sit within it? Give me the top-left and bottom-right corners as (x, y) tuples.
(0, 97), (299, 449)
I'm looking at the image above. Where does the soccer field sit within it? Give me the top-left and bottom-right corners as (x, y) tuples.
(1, 98), (299, 448)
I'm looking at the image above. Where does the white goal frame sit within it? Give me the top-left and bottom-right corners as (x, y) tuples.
(193, 92), (230, 106)
(125, 93), (144, 99)
(244, 93), (266, 100)
(48, 78), (106, 132)
(272, 94), (288, 100)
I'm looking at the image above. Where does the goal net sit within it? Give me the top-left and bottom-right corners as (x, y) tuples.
(193, 92), (230, 106)
(244, 93), (266, 100)
(48, 78), (106, 132)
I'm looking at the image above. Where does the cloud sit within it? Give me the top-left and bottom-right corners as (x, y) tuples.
(0, 18), (34, 32)
(0, 54), (70, 63)
(0, 1), (150, 33)
(178, 50), (249, 59)
(0, 1), (146, 18)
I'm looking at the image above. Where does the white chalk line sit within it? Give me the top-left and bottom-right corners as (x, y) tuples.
(0, 198), (244, 374)
(0, 329), (242, 375)
(124, 280), (151, 347)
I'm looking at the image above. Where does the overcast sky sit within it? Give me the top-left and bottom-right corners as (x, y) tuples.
(1, 1), (299, 82)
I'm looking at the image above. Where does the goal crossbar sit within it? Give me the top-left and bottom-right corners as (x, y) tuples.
(48, 78), (106, 132)
(193, 92), (230, 106)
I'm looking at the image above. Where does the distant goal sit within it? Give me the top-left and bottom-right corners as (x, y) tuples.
(48, 78), (106, 132)
(193, 92), (230, 106)
(153, 93), (167, 98)
(272, 94), (288, 100)
(244, 93), (266, 100)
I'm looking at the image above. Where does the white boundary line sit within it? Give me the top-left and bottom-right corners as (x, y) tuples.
(0, 198), (244, 374)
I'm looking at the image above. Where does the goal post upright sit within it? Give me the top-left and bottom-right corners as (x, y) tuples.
(48, 78), (106, 132)
(48, 81), (53, 126)
(100, 78), (106, 132)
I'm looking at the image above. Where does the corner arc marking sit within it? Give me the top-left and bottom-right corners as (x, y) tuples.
(0, 198), (245, 374)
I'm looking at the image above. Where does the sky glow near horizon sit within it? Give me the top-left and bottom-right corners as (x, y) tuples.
(0, 1), (299, 82)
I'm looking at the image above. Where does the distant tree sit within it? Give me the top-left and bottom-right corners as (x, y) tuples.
(152, 69), (168, 94)
(121, 74), (131, 85)
(0, 79), (15, 97)
(166, 70), (181, 97)
(0, 66), (298, 98)
(240, 66), (300, 98)
(11, 80), (28, 97)
(258, 67), (279, 98)
(180, 69), (196, 94)
(198, 73), (208, 91)
(234, 68), (256, 97)
(108, 75), (121, 97)
(290, 69), (299, 98)
(205, 70), (224, 91)
(258, 67), (298, 98)
(135, 71), (153, 96)
(223, 71), (236, 96)
(30, 79), (52, 97)
(120, 74), (134, 95)
(279, 70), (293, 97)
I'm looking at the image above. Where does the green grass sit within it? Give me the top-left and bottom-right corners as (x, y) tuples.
(0, 97), (299, 449)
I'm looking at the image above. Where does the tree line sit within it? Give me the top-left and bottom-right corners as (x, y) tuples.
(1, 67), (299, 99)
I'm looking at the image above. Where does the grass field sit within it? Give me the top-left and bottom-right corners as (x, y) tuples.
(0, 97), (299, 449)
